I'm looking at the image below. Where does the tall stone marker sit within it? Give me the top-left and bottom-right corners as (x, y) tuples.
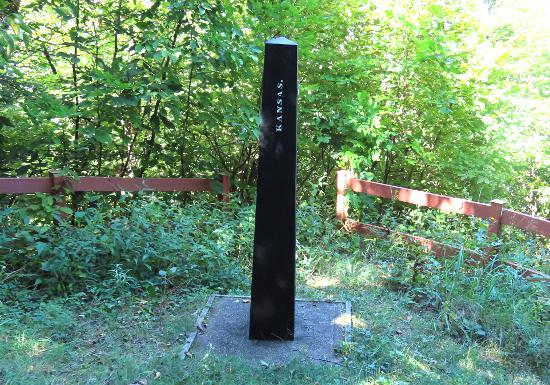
(249, 37), (298, 341)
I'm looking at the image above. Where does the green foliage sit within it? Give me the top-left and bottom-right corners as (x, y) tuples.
(357, 207), (549, 371)
(2, 198), (547, 375)
(0, 0), (547, 213)
(347, 191), (549, 274)
(1, 195), (251, 296)
(479, 0), (550, 217)
(1, 200), (547, 384)
(339, 197), (549, 371)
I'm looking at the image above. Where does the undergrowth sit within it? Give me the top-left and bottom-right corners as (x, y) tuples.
(0, 195), (548, 383)
(350, 193), (549, 274)
(1, 194), (253, 297)
(348, 195), (549, 370)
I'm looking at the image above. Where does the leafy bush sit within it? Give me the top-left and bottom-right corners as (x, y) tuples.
(0, 194), (349, 299)
(0, 195), (252, 296)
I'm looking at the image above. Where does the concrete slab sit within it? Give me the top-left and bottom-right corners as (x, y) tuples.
(182, 295), (351, 366)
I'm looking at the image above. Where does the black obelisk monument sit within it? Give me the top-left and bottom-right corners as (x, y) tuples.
(249, 37), (298, 341)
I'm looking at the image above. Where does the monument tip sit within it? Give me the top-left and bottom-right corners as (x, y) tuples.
(266, 36), (298, 46)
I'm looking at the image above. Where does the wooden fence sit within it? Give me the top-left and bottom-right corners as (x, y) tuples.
(336, 170), (550, 283)
(0, 172), (231, 213)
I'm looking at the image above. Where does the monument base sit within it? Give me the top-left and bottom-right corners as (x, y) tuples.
(181, 295), (351, 366)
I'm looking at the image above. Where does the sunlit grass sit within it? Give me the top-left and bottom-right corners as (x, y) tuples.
(1, 279), (546, 385)
(305, 275), (339, 288)
(10, 333), (51, 357)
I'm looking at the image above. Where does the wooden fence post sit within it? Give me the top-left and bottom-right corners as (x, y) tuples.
(336, 170), (352, 222)
(49, 170), (67, 222)
(217, 174), (230, 203)
(486, 199), (506, 257)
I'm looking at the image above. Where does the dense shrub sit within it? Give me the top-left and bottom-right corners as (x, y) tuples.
(0, 195), (253, 296)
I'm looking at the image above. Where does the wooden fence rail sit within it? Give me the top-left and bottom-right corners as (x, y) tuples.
(336, 170), (550, 284)
(0, 172), (231, 203)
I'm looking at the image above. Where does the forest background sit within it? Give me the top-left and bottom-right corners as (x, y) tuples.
(1, 0), (549, 216)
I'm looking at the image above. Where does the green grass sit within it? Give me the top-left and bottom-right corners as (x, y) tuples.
(1, 198), (548, 384)
(1, 250), (546, 385)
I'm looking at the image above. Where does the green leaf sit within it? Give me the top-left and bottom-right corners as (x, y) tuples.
(58, 207), (73, 215)
(112, 96), (138, 107)
(7, 16), (21, 37)
(35, 242), (48, 255)
(0, 30), (15, 57)
(95, 132), (112, 144)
